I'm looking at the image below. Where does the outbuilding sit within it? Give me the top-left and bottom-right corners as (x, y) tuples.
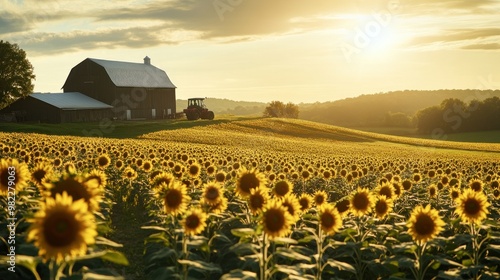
(0, 92), (113, 123)
(62, 57), (176, 120)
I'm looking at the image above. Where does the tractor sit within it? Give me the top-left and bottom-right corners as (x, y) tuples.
(183, 98), (215, 120)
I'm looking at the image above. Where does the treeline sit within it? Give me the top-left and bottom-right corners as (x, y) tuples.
(299, 90), (500, 127)
(415, 97), (500, 134)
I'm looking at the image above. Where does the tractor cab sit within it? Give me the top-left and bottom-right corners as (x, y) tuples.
(187, 98), (206, 109)
(183, 98), (215, 120)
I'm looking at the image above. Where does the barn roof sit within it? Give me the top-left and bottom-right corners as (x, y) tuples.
(88, 58), (176, 88)
(31, 92), (113, 110)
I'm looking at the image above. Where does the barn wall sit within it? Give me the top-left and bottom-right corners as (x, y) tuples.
(60, 109), (114, 123)
(113, 87), (176, 120)
(0, 97), (61, 123)
(63, 59), (116, 105)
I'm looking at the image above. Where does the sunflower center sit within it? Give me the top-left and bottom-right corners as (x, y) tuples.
(379, 187), (392, 198)
(299, 198), (310, 211)
(315, 195), (325, 205)
(414, 214), (435, 236)
(282, 202), (295, 216)
(239, 173), (259, 194)
(463, 199), (480, 216)
(320, 212), (335, 228)
(352, 193), (369, 210)
(51, 178), (91, 204)
(165, 189), (182, 208)
(274, 182), (289, 196)
(43, 213), (78, 247)
(33, 169), (47, 182)
(205, 187), (220, 201)
(185, 214), (200, 229)
(336, 200), (350, 213)
(376, 201), (388, 214)
(470, 182), (481, 192)
(265, 208), (285, 232)
(250, 194), (264, 209)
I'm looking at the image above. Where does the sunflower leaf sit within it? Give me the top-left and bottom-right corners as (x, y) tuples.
(100, 250), (129, 266)
(95, 236), (123, 248)
(231, 228), (255, 238)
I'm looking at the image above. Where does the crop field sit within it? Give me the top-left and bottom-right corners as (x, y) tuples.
(1, 118), (499, 280)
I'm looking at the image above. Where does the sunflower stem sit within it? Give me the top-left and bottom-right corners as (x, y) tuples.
(260, 233), (268, 280)
(182, 234), (188, 280)
(316, 222), (323, 280)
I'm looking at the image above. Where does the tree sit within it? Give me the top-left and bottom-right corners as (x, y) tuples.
(263, 101), (299, 118)
(0, 41), (35, 109)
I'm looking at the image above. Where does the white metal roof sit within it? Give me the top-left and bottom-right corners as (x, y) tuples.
(89, 58), (176, 88)
(30, 92), (113, 110)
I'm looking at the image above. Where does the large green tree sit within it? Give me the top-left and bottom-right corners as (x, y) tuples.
(0, 41), (35, 109)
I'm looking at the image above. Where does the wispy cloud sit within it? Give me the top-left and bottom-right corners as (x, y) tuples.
(2, 0), (500, 55)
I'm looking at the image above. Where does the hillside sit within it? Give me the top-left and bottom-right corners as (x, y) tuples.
(299, 89), (500, 127)
(176, 98), (266, 115)
(139, 118), (500, 154)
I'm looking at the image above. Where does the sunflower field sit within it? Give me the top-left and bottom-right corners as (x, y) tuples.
(1, 118), (499, 280)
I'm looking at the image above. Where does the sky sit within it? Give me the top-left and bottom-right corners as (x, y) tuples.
(2, 0), (500, 103)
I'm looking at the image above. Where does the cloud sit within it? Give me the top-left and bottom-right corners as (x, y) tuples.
(2, 0), (500, 55)
(405, 28), (500, 49)
(462, 43), (500, 50)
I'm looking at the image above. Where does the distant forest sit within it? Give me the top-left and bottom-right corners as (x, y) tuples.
(416, 97), (500, 134)
(176, 90), (500, 133)
(299, 89), (500, 129)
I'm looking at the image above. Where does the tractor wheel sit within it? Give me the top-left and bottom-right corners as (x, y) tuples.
(191, 111), (200, 120)
(207, 111), (215, 120)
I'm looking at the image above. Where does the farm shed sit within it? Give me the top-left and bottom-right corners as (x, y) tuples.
(0, 92), (113, 123)
(62, 56), (176, 120)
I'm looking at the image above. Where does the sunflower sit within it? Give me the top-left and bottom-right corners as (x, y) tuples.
(235, 167), (267, 198)
(248, 187), (269, 215)
(183, 208), (207, 236)
(349, 187), (376, 217)
(85, 169), (107, 190)
(187, 163), (201, 178)
(402, 179), (413, 191)
(313, 190), (328, 207)
(493, 189), (500, 200)
(46, 173), (102, 212)
(273, 180), (293, 198)
(374, 196), (394, 219)
(335, 198), (351, 217)
(96, 154), (111, 169)
(374, 182), (395, 200)
(158, 181), (191, 216)
(201, 182), (223, 205)
(280, 193), (301, 222)
(260, 199), (294, 239)
(27, 192), (97, 263)
(428, 184), (438, 198)
(215, 171), (226, 183)
(298, 193), (313, 212)
(468, 179), (483, 193)
(206, 196), (228, 214)
(122, 166), (137, 181)
(449, 187), (461, 201)
(0, 158), (30, 195)
(31, 161), (53, 190)
(151, 172), (175, 191)
(406, 204), (445, 244)
(455, 189), (490, 224)
(318, 203), (342, 235)
(142, 160), (153, 173)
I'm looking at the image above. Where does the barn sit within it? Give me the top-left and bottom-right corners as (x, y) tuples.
(0, 56), (177, 123)
(62, 57), (177, 120)
(0, 92), (113, 123)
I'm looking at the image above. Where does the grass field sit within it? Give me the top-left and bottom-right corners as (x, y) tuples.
(1, 118), (499, 280)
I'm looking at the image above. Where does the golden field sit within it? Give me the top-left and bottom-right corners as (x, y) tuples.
(1, 118), (499, 280)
